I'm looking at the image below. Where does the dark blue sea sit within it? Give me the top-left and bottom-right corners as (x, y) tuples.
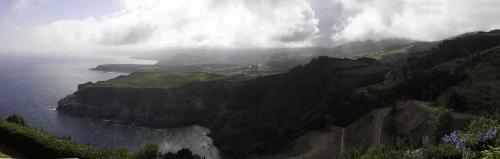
(0, 53), (218, 158)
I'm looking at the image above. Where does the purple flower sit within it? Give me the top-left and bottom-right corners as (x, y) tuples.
(442, 131), (465, 150)
(480, 129), (497, 142)
(455, 142), (465, 150)
(442, 132), (460, 143)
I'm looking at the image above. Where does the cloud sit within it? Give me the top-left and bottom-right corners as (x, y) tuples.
(11, 0), (48, 11)
(33, 0), (319, 51)
(333, 0), (500, 42)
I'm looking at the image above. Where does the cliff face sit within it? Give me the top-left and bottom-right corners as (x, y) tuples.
(58, 80), (233, 127)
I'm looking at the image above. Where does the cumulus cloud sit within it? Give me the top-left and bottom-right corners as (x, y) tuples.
(332, 0), (500, 42)
(33, 0), (319, 51)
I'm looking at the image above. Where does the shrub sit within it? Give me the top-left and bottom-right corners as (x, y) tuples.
(359, 145), (414, 159)
(428, 107), (452, 140)
(447, 91), (467, 112)
(423, 144), (460, 159)
(131, 143), (159, 159)
(383, 109), (399, 137)
(131, 143), (204, 159)
(436, 118), (500, 158)
(482, 146), (500, 159)
(343, 148), (362, 159)
(160, 148), (203, 159)
(6, 114), (26, 126)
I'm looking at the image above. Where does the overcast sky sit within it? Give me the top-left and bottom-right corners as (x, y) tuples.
(1, 0), (500, 53)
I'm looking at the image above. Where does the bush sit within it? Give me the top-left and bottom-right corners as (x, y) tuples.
(482, 146), (500, 159)
(447, 91), (467, 112)
(423, 144), (460, 159)
(428, 107), (452, 140)
(131, 143), (160, 159)
(131, 143), (204, 159)
(358, 145), (415, 159)
(362, 117), (500, 159)
(436, 118), (500, 158)
(343, 148), (362, 159)
(6, 114), (26, 126)
(160, 148), (203, 159)
(383, 109), (399, 137)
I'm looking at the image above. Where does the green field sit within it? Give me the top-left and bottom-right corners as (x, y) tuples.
(341, 46), (411, 60)
(93, 72), (227, 88)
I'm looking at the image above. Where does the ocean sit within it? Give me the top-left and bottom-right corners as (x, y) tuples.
(0, 53), (218, 159)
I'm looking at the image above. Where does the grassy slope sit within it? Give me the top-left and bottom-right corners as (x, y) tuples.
(92, 72), (227, 88)
(0, 120), (126, 159)
(341, 46), (411, 60)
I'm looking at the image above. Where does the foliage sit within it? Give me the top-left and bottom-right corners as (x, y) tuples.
(361, 118), (500, 159)
(383, 109), (399, 137)
(343, 148), (362, 159)
(434, 118), (500, 158)
(160, 148), (203, 159)
(427, 107), (452, 140)
(0, 119), (127, 159)
(211, 56), (391, 158)
(131, 143), (203, 159)
(6, 114), (26, 126)
(131, 143), (160, 159)
(354, 136), (418, 159)
(447, 91), (468, 112)
(0, 114), (204, 159)
(357, 145), (415, 159)
(482, 146), (500, 159)
(423, 143), (461, 159)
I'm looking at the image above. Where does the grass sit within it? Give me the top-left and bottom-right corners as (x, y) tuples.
(342, 46), (411, 60)
(93, 72), (227, 88)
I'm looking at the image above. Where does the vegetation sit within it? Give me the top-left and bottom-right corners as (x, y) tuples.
(0, 114), (201, 159)
(361, 118), (500, 159)
(423, 143), (461, 159)
(93, 72), (226, 88)
(131, 143), (203, 159)
(383, 109), (399, 137)
(482, 146), (500, 159)
(349, 137), (418, 159)
(210, 56), (391, 158)
(427, 107), (452, 140)
(5, 114), (25, 126)
(0, 117), (126, 158)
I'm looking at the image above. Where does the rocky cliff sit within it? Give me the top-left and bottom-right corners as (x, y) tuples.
(58, 80), (234, 128)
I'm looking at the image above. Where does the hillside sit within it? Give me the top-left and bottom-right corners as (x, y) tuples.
(59, 56), (391, 158)
(57, 29), (500, 159)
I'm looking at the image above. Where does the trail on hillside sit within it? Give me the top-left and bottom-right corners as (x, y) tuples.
(372, 108), (392, 146)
